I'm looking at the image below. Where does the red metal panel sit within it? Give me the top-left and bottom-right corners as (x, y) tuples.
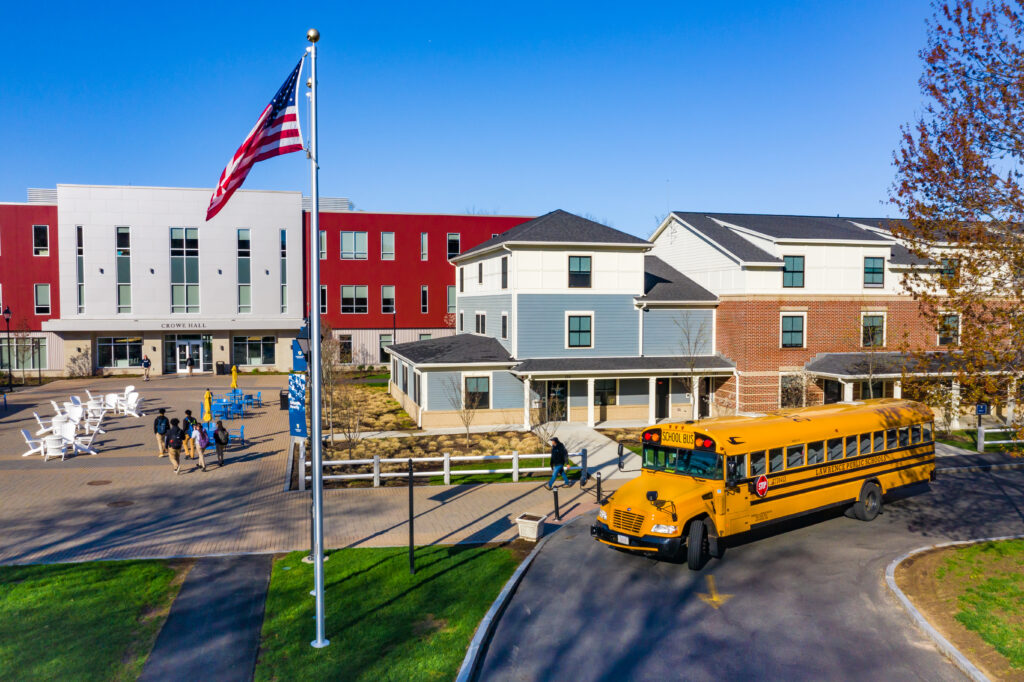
(0, 203), (59, 332)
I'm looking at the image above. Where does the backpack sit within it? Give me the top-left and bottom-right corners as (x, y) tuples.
(155, 416), (169, 435)
(167, 429), (183, 449)
(196, 427), (209, 450)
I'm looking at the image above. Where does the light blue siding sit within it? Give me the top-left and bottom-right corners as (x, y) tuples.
(456, 294), (513, 351)
(569, 380), (587, 407)
(672, 378), (692, 405)
(517, 294), (638, 358)
(492, 371), (524, 409)
(619, 378), (648, 406)
(642, 308), (714, 356)
(426, 371), (460, 411)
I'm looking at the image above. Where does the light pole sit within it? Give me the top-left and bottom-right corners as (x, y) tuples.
(3, 306), (12, 392)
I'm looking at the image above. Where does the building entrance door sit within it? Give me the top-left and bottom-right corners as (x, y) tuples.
(546, 381), (568, 421)
(655, 378), (669, 420)
(176, 341), (202, 373)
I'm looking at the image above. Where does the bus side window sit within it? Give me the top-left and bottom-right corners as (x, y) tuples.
(807, 441), (825, 464)
(768, 448), (784, 473)
(911, 424), (921, 443)
(828, 438), (844, 461)
(750, 451), (766, 476)
(787, 444), (805, 469)
(873, 431), (884, 452)
(924, 422), (933, 442)
(886, 428), (898, 449)
(860, 433), (871, 455)
(845, 435), (858, 458)
(727, 455), (747, 482)
(898, 427), (910, 447)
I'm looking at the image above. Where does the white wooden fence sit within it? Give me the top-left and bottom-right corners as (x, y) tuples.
(299, 449), (587, 490)
(976, 425), (1023, 452)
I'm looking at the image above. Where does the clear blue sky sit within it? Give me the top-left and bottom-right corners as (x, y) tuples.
(0, 1), (931, 237)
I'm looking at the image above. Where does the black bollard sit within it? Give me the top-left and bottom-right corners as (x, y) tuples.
(408, 458), (415, 575)
(553, 487), (561, 521)
(617, 443), (624, 471)
(596, 471), (602, 505)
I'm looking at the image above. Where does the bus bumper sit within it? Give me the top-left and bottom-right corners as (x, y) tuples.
(591, 521), (683, 556)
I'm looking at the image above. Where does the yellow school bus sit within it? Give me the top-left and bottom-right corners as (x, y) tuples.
(591, 399), (935, 569)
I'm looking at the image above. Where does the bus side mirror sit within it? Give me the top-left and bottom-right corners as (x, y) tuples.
(726, 472), (739, 488)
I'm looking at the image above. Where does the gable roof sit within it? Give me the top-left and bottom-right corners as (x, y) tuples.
(637, 256), (717, 302)
(386, 334), (514, 365)
(700, 212), (889, 242)
(454, 209), (649, 260)
(669, 212), (782, 264)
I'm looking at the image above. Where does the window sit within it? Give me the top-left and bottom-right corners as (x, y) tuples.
(465, 376), (490, 408)
(568, 256), (592, 288)
(378, 334), (393, 363)
(845, 436), (858, 458)
(170, 227), (199, 313)
(827, 438), (843, 461)
(237, 229), (251, 313)
(418, 334), (432, 341)
(115, 227), (132, 313)
(319, 285), (327, 315)
(501, 257), (508, 289)
(594, 379), (617, 405)
(864, 257), (884, 287)
(33, 225), (48, 256)
(924, 423), (933, 441)
(338, 335), (352, 363)
(459, 312), (464, 331)
(807, 441), (825, 464)
(886, 428), (897, 449)
(786, 444), (805, 468)
(477, 262), (483, 285)
(0, 337), (47, 371)
(781, 315), (804, 348)
(381, 285), (395, 314)
(459, 267), (464, 293)
(76, 226), (85, 314)
(783, 255), (804, 287)
(768, 447), (784, 473)
(862, 313), (885, 347)
(861, 380), (884, 399)
(860, 433), (871, 454)
(381, 232), (395, 260)
(447, 286), (456, 314)
(911, 424), (922, 443)
(97, 336), (142, 368)
(447, 233), (460, 258)
(420, 232), (428, 260)
(280, 229), (288, 313)
(341, 231), (368, 259)
(938, 314), (959, 346)
(475, 313), (486, 334)
(940, 257), (959, 279)
(898, 426), (910, 447)
(750, 451), (767, 476)
(319, 230), (326, 260)
(873, 430), (884, 451)
(401, 364), (408, 393)
(421, 285), (428, 314)
(567, 315), (592, 348)
(232, 336), (276, 365)
(34, 284), (50, 315)
(413, 373), (420, 404)
(501, 313), (508, 339)
(341, 285), (368, 313)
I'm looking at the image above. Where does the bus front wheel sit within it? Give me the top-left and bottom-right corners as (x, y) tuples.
(853, 481), (883, 521)
(687, 518), (709, 570)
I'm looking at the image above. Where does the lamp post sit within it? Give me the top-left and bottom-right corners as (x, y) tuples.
(3, 306), (12, 392)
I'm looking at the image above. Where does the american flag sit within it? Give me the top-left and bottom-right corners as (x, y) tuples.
(206, 58), (305, 221)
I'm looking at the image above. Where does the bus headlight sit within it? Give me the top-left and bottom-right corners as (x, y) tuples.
(598, 509), (607, 521)
(651, 524), (678, 535)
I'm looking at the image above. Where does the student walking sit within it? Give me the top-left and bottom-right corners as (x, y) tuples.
(164, 418), (186, 474)
(153, 409), (170, 457)
(182, 410), (199, 460)
(186, 354), (195, 377)
(214, 420), (229, 467)
(546, 437), (572, 490)
(142, 355), (152, 381)
(193, 423), (209, 472)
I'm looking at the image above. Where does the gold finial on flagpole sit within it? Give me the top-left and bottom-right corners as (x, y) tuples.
(307, 28), (320, 43)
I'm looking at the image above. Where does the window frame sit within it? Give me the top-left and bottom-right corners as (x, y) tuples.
(420, 232), (428, 261)
(340, 284), (369, 314)
(447, 233), (461, 259)
(478, 262), (483, 285)
(318, 230), (326, 260)
(381, 232), (395, 260)
(568, 255), (592, 288)
(474, 312), (486, 334)
(861, 311), (886, 348)
(420, 285), (428, 314)
(782, 255), (804, 288)
(33, 283), (50, 315)
(938, 312), (960, 346)
(447, 285), (456, 314)
(780, 312), (806, 349)
(340, 231), (368, 260)
(565, 311), (594, 349)
(378, 334), (393, 364)
(501, 312), (508, 339)
(463, 373), (491, 409)
(501, 256), (508, 289)
(381, 285), (396, 314)
(319, 285), (328, 314)
(32, 225), (49, 257)
(115, 226), (132, 314)
(863, 256), (885, 288)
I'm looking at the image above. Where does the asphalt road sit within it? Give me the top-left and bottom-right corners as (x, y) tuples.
(478, 467), (1024, 681)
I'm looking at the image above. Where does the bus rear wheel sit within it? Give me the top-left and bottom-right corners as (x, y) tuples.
(687, 518), (709, 570)
(853, 481), (883, 521)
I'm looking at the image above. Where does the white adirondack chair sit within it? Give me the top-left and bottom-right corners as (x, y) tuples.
(67, 423), (99, 456)
(33, 411), (56, 436)
(122, 393), (144, 418)
(65, 404), (85, 430)
(84, 411), (106, 435)
(43, 435), (67, 462)
(122, 385), (136, 403)
(104, 393), (120, 411)
(69, 395), (83, 407)
(21, 429), (43, 457)
(84, 389), (96, 402)
(50, 400), (65, 418)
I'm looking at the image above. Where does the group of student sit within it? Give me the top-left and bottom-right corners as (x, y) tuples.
(153, 406), (229, 474)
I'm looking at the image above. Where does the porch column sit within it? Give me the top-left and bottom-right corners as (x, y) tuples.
(893, 380), (902, 399)
(692, 376), (701, 420)
(950, 380), (961, 430)
(842, 381), (854, 402)
(648, 377), (656, 424)
(1007, 379), (1018, 426)
(587, 378), (595, 427)
(523, 376), (531, 430)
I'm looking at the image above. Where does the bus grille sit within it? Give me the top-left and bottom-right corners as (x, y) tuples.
(612, 509), (644, 534)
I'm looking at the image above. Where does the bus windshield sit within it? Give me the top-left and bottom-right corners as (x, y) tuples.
(643, 445), (723, 480)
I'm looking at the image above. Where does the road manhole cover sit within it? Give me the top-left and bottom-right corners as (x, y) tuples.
(87, 480), (111, 486)
(107, 500), (134, 508)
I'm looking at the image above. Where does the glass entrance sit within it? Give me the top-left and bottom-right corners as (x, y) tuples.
(545, 381), (568, 421)
(176, 341), (202, 373)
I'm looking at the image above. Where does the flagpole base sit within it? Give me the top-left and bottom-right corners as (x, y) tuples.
(311, 638), (330, 649)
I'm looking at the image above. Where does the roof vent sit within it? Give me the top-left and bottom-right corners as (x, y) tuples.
(302, 196), (353, 212)
(26, 188), (57, 204)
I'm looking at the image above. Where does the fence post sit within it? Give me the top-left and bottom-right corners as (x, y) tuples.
(580, 448), (588, 485)
(512, 451), (519, 482)
(299, 444), (306, 492)
(977, 425), (985, 453)
(373, 454), (381, 488)
(443, 452), (451, 485)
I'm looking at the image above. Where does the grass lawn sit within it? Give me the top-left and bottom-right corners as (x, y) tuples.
(936, 428), (1022, 453)
(0, 560), (188, 681)
(431, 456), (582, 485)
(255, 544), (523, 681)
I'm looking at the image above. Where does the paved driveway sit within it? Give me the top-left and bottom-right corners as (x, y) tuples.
(478, 468), (1024, 681)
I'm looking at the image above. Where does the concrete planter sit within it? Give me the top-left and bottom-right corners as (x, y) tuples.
(515, 513), (548, 542)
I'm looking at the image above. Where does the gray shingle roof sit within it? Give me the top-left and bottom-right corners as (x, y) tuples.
(456, 209), (649, 260)
(387, 334), (514, 365)
(637, 256), (717, 302)
(513, 355), (735, 374)
(670, 212), (782, 263)
(701, 212), (889, 241)
(804, 351), (948, 377)
(888, 242), (932, 266)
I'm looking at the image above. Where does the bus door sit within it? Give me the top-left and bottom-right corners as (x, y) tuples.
(723, 452), (753, 534)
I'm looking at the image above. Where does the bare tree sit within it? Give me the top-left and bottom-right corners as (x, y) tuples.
(529, 387), (564, 445)
(779, 370), (814, 409)
(66, 347), (93, 378)
(333, 374), (368, 458)
(675, 312), (712, 416)
(320, 322), (341, 441)
(11, 322), (32, 385)
(443, 374), (481, 452)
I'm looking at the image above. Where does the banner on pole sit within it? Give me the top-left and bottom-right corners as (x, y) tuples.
(289, 372), (308, 438)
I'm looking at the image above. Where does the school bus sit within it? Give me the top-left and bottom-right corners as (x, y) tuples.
(591, 399), (935, 569)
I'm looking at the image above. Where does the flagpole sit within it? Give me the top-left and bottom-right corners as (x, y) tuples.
(306, 27), (329, 650)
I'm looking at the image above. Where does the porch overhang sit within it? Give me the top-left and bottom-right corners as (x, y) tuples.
(510, 355), (735, 378)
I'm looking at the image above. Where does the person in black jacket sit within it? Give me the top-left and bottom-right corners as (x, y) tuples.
(153, 409), (170, 458)
(164, 418), (186, 474)
(546, 437), (572, 490)
(213, 420), (229, 467)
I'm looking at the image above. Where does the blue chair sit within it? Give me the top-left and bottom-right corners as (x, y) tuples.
(227, 425), (245, 446)
(254, 391), (262, 407)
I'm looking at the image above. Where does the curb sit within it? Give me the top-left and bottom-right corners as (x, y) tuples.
(455, 524), (561, 682)
(885, 533), (1024, 682)
(936, 461), (1024, 475)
